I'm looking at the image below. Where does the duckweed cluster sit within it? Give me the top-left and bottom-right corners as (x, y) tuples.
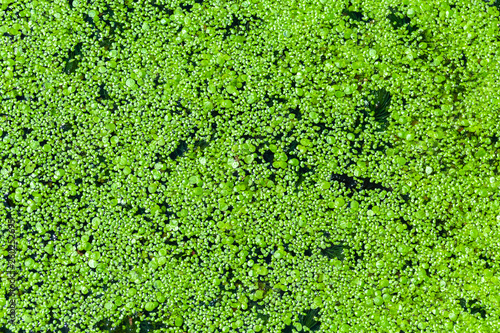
(2, 0), (500, 332)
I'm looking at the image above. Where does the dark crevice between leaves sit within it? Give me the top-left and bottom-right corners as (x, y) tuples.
(220, 13), (263, 39)
(97, 154), (106, 164)
(271, 47), (289, 66)
(218, 267), (236, 292)
(262, 150), (274, 165)
(330, 173), (358, 194)
(435, 219), (451, 238)
(284, 140), (299, 154)
(99, 27), (124, 50)
(101, 6), (116, 21)
(81, 8), (110, 42)
(320, 243), (345, 261)
(478, 254), (492, 269)
(484, 0), (500, 11)
(351, 243), (365, 266)
(169, 140), (188, 160)
(400, 217), (413, 232)
(371, 88), (392, 125)
(266, 173), (276, 183)
(282, 308), (322, 333)
(221, 13), (242, 40)
(96, 313), (167, 333)
(459, 298), (487, 319)
(63, 42), (83, 74)
(330, 173), (391, 198)
(5, 192), (16, 209)
(69, 193), (83, 201)
(359, 178), (393, 191)
(401, 259), (414, 271)
(358, 88), (392, 130)
(314, 121), (336, 136)
(289, 106), (302, 120)
(253, 311), (270, 327)
(342, 4), (364, 24)
(21, 127), (33, 140)
(386, 6), (419, 34)
(295, 165), (314, 190)
(460, 52), (467, 69)
(45, 317), (69, 333)
(60, 123), (73, 133)
(152, 73), (161, 89)
(179, 2), (193, 13)
(98, 83), (110, 101)
(490, 135), (498, 145)
(264, 93), (287, 109)
(173, 98), (191, 116)
(273, 132), (284, 143)
(151, 0), (174, 14)
(193, 139), (210, 152)
(136, 319), (167, 331)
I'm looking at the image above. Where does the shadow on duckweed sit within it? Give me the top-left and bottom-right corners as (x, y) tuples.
(96, 314), (167, 332)
(320, 243), (345, 261)
(341, 1), (364, 25)
(63, 42), (83, 75)
(282, 308), (322, 333)
(386, 6), (419, 34)
(330, 172), (392, 198)
(484, 0), (500, 11)
(356, 88), (392, 131)
(458, 298), (487, 319)
(168, 140), (188, 160)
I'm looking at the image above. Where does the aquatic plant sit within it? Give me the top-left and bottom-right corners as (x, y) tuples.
(1, 0), (500, 332)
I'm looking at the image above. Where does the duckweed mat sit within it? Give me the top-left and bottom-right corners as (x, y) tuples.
(2, 0), (500, 332)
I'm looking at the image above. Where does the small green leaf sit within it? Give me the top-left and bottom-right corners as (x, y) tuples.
(88, 259), (98, 268)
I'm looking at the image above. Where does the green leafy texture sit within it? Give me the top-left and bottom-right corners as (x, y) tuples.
(1, 0), (500, 332)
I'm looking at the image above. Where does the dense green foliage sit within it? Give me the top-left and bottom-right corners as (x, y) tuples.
(1, 0), (500, 332)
